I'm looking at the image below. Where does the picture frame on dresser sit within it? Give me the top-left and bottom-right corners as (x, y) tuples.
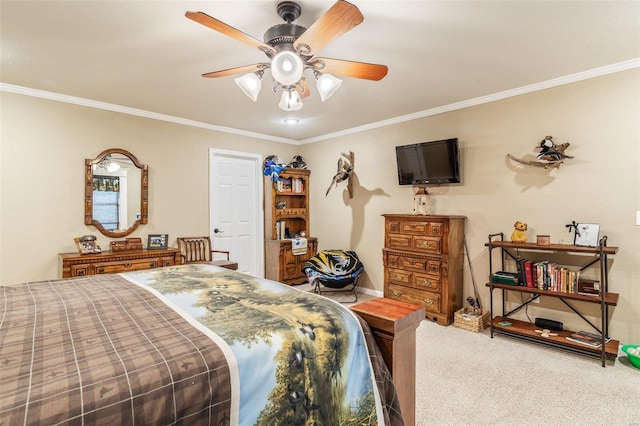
(148, 234), (169, 249)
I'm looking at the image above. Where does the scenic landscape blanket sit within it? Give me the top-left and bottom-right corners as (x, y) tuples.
(124, 264), (385, 425)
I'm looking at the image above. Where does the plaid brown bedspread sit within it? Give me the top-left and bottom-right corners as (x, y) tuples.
(0, 274), (232, 425)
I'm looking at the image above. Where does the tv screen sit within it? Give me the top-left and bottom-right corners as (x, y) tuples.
(395, 138), (460, 185)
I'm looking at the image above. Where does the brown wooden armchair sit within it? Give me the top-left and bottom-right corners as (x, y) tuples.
(176, 236), (238, 270)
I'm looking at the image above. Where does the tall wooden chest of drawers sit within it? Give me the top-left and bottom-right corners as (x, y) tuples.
(382, 214), (465, 325)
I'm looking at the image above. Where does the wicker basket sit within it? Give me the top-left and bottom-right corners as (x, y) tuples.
(454, 307), (489, 332)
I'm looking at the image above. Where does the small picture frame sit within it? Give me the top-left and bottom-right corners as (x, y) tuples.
(574, 223), (600, 247)
(147, 234), (169, 250)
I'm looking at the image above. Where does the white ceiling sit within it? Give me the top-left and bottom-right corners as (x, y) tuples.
(1, 1), (639, 144)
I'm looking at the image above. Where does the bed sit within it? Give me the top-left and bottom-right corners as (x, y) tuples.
(0, 264), (403, 425)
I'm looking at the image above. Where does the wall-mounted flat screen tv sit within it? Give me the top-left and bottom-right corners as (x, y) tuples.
(395, 138), (460, 185)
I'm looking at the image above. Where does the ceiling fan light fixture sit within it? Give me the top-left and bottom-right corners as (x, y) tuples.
(235, 72), (262, 101)
(107, 162), (121, 173)
(271, 50), (304, 86)
(97, 155), (120, 173)
(316, 73), (342, 102)
(279, 89), (303, 111)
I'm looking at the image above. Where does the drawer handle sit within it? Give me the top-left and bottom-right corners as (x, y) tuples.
(96, 267), (104, 274)
(423, 298), (434, 305)
(418, 279), (433, 287)
(391, 290), (402, 297)
(150, 261), (156, 268)
(391, 273), (404, 281)
(410, 224), (416, 228)
(430, 266), (438, 272)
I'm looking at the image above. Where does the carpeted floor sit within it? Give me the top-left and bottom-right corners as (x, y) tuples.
(301, 286), (640, 425)
(414, 320), (640, 425)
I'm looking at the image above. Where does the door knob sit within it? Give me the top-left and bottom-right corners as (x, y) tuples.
(213, 228), (224, 234)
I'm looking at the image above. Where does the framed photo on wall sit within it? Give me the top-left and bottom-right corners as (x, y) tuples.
(574, 223), (600, 247)
(147, 234), (169, 250)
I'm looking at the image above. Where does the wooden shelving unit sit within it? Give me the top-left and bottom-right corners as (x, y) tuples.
(490, 316), (620, 357)
(264, 169), (317, 285)
(485, 233), (619, 367)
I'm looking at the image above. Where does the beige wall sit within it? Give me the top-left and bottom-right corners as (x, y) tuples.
(0, 92), (299, 284)
(301, 69), (639, 342)
(1, 69), (638, 342)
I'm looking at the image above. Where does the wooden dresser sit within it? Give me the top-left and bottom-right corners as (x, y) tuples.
(59, 248), (180, 278)
(382, 214), (465, 325)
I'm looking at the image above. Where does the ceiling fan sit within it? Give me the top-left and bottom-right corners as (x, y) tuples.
(186, 0), (388, 111)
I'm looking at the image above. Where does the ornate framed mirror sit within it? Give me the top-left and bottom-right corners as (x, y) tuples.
(85, 148), (148, 238)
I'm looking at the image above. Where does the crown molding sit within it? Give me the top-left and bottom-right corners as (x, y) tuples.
(2, 58), (638, 145)
(0, 83), (300, 145)
(299, 58), (640, 144)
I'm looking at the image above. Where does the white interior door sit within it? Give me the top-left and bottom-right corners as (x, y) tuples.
(209, 149), (264, 277)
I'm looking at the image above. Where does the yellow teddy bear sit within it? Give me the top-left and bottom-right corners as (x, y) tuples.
(511, 221), (528, 242)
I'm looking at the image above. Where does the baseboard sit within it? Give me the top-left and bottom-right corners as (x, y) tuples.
(357, 287), (383, 298)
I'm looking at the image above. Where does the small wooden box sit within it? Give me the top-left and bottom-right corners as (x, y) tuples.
(536, 235), (551, 246)
(110, 237), (143, 252)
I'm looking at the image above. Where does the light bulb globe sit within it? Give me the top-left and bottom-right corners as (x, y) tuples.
(271, 51), (304, 86)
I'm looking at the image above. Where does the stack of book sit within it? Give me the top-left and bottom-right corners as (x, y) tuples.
(565, 330), (611, 348)
(491, 271), (519, 285)
(275, 177), (292, 192)
(275, 177), (304, 193)
(275, 220), (286, 239)
(505, 258), (597, 294)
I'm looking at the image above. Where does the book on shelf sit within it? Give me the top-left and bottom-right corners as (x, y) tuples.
(565, 330), (611, 348)
(292, 177), (304, 193)
(515, 258), (526, 286)
(275, 220), (287, 240)
(491, 271), (519, 285)
(523, 260), (534, 288)
(531, 260), (581, 293)
(276, 177), (304, 193)
(577, 279), (600, 296)
(495, 258), (588, 295)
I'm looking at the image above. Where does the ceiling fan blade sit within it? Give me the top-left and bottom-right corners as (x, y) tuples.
(310, 58), (388, 81)
(293, 1), (364, 57)
(186, 11), (275, 55)
(202, 63), (269, 78)
(296, 78), (311, 99)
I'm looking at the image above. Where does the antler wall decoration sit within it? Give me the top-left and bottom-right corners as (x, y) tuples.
(325, 151), (354, 198)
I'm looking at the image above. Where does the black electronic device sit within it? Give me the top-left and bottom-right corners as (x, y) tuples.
(395, 138), (461, 186)
(535, 317), (564, 332)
